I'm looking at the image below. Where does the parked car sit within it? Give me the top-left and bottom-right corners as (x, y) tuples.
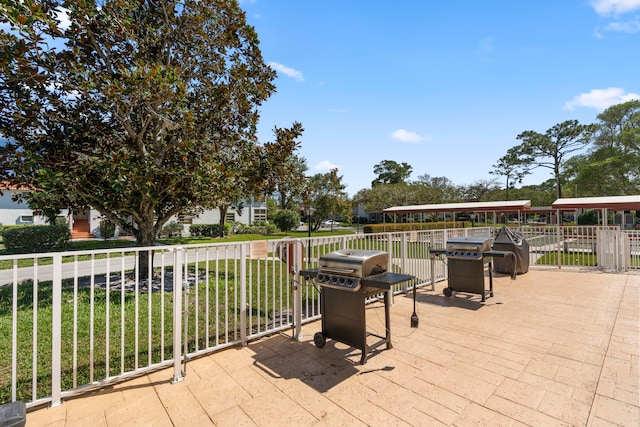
(321, 220), (340, 227)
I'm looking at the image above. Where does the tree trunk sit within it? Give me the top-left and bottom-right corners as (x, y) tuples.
(218, 205), (228, 238)
(135, 220), (157, 281)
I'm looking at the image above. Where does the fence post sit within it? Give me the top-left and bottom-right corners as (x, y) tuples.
(293, 240), (304, 340)
(171, 247), (184, 383)
(557, 225), (562, 269)
(240, 244), (248, 345)
(50, 254), (62, 407)
(386, 233), (394, 305)
(400, 233), (408, 293)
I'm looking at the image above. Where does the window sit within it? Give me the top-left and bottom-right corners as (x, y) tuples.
(254, 208), (267, 223)
(177, 214), (193, 225)
(225, 212), (235, 222)
(19, 215), (34, 223)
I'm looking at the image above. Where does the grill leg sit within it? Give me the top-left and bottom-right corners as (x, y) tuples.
(488, 261), (494, 297)
(385, 291), (392, 350)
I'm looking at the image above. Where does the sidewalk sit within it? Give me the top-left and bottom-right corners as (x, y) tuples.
(27, 269), (639, 426)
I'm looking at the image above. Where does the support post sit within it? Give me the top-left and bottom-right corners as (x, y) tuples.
(240, 244), (248, 345)
(51, 254), (62, 406)
(292, 241), (304, 340)
(171, 247), (184, 383)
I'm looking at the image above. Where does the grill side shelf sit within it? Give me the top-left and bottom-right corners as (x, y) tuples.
(361, 272), (414, 290)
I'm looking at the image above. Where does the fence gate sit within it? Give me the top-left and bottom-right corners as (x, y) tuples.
(597, 229), (625, 271)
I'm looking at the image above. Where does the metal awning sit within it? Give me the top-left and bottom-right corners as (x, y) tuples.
(551, 195), (640, 211)
(382, 200), (531, 214)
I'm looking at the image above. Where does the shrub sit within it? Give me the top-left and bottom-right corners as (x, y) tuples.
(189, 224), (223, 237)
(265, 223), (278, 235)
(363, 221), (468, 233)
(578, 210), (598, 225)
(273, 210), (300, 232)
(160, 221), (183, 237)
(98, 219), (116, 240)
(2, 224), (70, 254)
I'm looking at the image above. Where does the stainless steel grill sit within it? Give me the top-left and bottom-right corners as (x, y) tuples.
(315, 249), (387, 291)
(300, 249), (414, 364)
(430, 237), (515, 302)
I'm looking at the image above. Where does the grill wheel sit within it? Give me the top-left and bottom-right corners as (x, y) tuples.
(314, 332), (326, 348)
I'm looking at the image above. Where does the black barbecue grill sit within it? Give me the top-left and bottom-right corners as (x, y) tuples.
(300, 249), (414, 365)
(430, 236), (516, 302)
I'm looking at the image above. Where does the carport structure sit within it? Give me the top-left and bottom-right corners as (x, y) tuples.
(552, 195), (640, 227)
(382, 199), (532, 226)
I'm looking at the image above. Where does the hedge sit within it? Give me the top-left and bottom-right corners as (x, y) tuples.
(2, 224), (71, 253)
(363, 221), (469, 233)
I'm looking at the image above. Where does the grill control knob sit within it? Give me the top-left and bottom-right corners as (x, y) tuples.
(338, 277), (346, 285)
(346, 278), (353, 286)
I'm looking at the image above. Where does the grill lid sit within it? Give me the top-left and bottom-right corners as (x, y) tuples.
(319, 249), (388, 278)
(446, 237), (492, 252)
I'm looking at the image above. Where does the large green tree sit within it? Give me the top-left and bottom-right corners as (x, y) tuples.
(0, 2), (302, 266)
(271, 153), (309, 211)
(515, 120), (595, 199)
(565, 100), (640, 196)
(305, 168), (350, 230)
(353, 174), (461, 221)
(490, 146), (531, 201)
(371, 160), (413, 187)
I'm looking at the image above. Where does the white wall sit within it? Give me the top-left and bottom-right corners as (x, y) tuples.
(0, 191), (47, 226)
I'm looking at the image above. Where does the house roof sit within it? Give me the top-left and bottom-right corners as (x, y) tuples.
(382, 200), (532, 214)
(551, 195), (640, 211)
(0, 181), (31, 191)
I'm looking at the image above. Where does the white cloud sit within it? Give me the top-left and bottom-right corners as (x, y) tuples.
(268, 62), (304, 82)
(563, 87), (640, 110)
(55, 7), (71, 31)
(604, 19), (640, 32)
(590, 0), (640, 16)
(315, 160), (339, 171)
(390, 129), (428, 143)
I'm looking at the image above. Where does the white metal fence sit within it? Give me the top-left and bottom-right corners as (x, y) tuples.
(1, 225), (637, 408)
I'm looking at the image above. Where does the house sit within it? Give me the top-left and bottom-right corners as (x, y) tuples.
(0, 184), (49, 226)
(0, 184), (267, 239)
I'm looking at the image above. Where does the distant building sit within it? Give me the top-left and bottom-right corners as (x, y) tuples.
(0, 184), (266, 239)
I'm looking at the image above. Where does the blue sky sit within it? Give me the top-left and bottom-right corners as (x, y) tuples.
(240, 0), (640, 196)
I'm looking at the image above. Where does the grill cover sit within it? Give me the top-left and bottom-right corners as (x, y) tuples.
(493, 226), (529, 274)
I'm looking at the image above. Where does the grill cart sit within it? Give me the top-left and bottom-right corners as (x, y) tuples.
(430, 237), (516, 302)
(300, 249), (414, 365)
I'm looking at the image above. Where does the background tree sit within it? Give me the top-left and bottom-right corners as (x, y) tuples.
(461, 179), (501, 202)
(271, 154), (309, 211)
(305, 168), (350, 230)
(0, 1), (302, 274)
(211, 124), (304, 237)
(413, 174), (462, 202)
(371, 160), (413, 187)
(515, 120), (595, 199)
(565, 100), (640, 196)
(354, 173), (461, 222)
(490, 147), (531, 200)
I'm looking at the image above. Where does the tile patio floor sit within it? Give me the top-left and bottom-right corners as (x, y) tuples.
(27, 269), (639, 426)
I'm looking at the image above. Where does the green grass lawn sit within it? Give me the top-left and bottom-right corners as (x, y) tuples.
(0, 255), (319, 403)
